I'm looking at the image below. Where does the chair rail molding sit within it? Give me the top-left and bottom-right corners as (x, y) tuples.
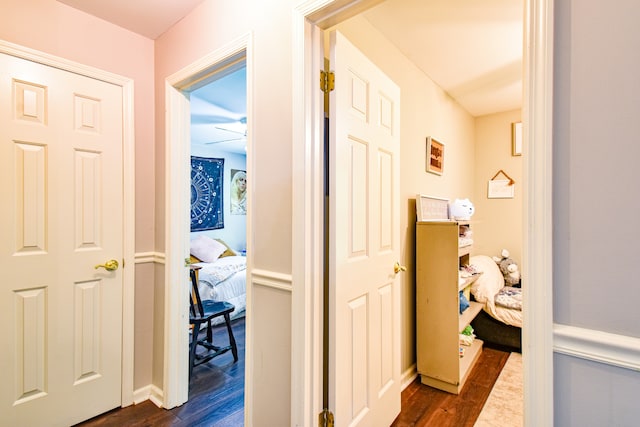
(252, 269), (293, 293)
(554, 324), (640, 371)
(134, 251), (166, 264)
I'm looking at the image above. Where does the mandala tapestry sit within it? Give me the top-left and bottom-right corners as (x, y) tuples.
(191, 156), (224, 231)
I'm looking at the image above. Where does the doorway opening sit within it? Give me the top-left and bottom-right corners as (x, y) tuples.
(322, 5), (524, 423)
(292, 1), (554, 426)
(164, 35), (253, 417)
(186, 64), (247, 422)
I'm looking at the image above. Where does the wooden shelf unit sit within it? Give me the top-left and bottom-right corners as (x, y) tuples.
(416, 220), (483, 394)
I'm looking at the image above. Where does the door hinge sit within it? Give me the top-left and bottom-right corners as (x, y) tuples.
(319, 409), (334, 427)
(320, 70), (335, 93)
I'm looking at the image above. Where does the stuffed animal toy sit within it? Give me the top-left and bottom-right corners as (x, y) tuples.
(449, 198), (475, 220)
(492, 249), (521, 286)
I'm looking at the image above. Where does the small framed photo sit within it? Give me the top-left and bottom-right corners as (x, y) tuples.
(426, 136), (444, 175)
(512, 122), (523, 156)
(416, 194), (450, 221)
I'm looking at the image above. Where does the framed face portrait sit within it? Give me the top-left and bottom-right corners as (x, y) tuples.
(230, 169), (247, 215)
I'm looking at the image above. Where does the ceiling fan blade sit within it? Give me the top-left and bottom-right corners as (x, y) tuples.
(214, 125), (246, 135)
(190, 96), (244, 123)
(191, 114), (239, 125)
(205, 137), (246, 145)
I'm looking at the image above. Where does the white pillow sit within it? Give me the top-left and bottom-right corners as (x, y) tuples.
(469, 255), (505, 303)
(190, 235), (227, 263)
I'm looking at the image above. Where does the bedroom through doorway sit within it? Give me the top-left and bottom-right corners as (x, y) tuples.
(317, 0), (525, 423)
(186, 62), (248, 423)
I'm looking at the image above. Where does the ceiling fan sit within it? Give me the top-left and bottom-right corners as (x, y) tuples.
(189, 94), (247, 146)
(204, 118), (247, 145)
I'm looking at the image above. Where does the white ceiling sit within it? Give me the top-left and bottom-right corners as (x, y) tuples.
(363, 0), (523, 117)
(190, 67), (248, 153)
(58, 0), (522, 144)
(58, 0), (206, 39)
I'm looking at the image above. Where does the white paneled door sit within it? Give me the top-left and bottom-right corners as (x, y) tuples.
(0, 52), (124, 426)
(329, 31), (402, 427)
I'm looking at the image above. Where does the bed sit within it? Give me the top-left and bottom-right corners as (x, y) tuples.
(468, 255), (522, 352)
(190, 235), (247, 324)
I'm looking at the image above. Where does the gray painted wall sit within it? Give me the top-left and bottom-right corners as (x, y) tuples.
(555, 354), (639, 426)
(554, 0), (640, 424)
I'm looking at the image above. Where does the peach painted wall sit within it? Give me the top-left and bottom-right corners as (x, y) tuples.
(0, 0), (157, 390)
(473, 110), (523, 266)
(154, 0), (293, 271)
(154, 1), (294, 424)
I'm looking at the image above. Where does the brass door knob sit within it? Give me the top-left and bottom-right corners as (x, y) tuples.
(394, 262), (407, 274)
(95, 259), (119, 271)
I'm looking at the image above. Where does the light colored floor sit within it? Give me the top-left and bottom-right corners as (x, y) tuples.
(474, 352), (523, 427)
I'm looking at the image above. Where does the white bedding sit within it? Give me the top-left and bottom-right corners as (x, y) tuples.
(469, 255), (522, 328)
(483, 289), (522, 328)
(194, 255), (247, 323)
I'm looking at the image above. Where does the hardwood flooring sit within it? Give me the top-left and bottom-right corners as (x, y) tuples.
(391, 348), (510, 427)
(77, 328), (510, 427)
(75, 317), (246, 427)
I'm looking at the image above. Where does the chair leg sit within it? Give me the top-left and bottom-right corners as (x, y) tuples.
(189, 321), (201, 380)
(223, 313), (238, 362)
(206, 319), (213, 344)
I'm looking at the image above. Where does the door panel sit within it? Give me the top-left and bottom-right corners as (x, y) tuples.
(0, 52), (124, 427)
(329, 30), (401, 427)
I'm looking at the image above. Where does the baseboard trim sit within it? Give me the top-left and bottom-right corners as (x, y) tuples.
(401, 363), (418, 391)
(252, 268), (293, 292)
(135, 252), (165, 264)
(554, 323), (640, 372)
(132, 385), (151, 404)
(149, 385), (165, 408)
(132, 384), (164, 408)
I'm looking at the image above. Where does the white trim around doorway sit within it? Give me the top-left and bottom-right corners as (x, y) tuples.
(291, 0), (555, 426)
(522, 1), (555, 425)
(163, 33), (254, 421)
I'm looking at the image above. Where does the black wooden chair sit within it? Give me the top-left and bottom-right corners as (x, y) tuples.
(189, 266), (238, 380)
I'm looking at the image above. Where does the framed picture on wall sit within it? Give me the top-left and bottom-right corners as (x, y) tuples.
(488, 179), (515, 199)
(512, 122), (523, 156)
(230, 169), (247, 215)
(426, 136), (444, 175)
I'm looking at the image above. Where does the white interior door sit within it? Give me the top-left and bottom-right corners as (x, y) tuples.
(0, 52), (124, 426)
(329, 30), (402, 427)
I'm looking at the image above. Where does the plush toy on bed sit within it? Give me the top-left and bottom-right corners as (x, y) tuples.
(492, 249), (521, 287)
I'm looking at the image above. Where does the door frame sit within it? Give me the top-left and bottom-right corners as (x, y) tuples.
(0, 39), (136, 407)
(291, 1), (555, 426)
(163, 33), (253, 412)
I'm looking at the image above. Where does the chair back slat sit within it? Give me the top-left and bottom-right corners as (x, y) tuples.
(190, 267), (205, 318)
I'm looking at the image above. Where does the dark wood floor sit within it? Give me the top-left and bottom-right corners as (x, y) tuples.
(76, 317), (246, 427)
(391, 348), (510, 427)
(77, 326), (510, 427)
